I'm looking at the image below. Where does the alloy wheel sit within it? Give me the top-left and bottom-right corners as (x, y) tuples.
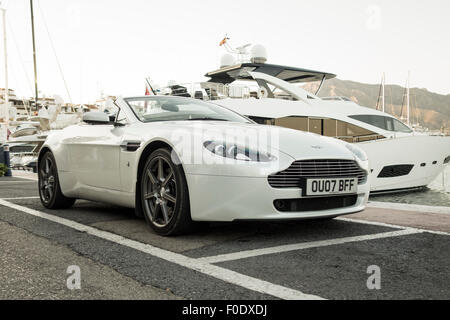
(39, 157), (56, 204)
(143, 156), (178, 228)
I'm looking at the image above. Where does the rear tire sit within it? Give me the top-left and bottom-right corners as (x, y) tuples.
(140, 148), (197, 236)
(38, 151), (76, 209)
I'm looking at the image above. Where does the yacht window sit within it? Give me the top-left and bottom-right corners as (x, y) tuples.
(251, 116), (274, 125)
(324, 119), (337, 137)
(264, 116), (385, 143)
(349, 115), (412, 133)
(337, 120), (374, 137)
(386, 118), (394, 131)
(393, 119), (413, 133)
(309, 119), (322, 135)
(274, 116), (308, 131)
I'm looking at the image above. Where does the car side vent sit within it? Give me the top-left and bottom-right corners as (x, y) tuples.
(378, 165), (414, 178)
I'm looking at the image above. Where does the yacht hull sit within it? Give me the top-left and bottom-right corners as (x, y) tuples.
(358, 135), (450, 192)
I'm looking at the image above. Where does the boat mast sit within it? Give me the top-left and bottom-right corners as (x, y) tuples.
(1, 3), (8, 135)
(406, 71), (410, 126)
(30, 0), (38, 110)
(381, 72), (385, 113)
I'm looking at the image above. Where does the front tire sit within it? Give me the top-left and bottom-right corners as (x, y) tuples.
(38, 151), (75, 209)
(140, 148), (196, 236)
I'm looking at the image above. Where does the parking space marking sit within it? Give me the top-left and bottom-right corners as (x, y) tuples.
(337, 217), (450, 236)
(0, 181), (37, 184)
(10, 172), (38, 181)
(198, 229), (420, 264)
(0, 199), (323, 300)
(0, 197), (40, 200)
(368, 201), (450, 215)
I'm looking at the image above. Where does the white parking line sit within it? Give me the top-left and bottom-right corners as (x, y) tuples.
(1, 197), (40, 200)
(368, 201), (450, 215)
(198, 229), (420, 264)
(0, 199), (323, 300)
(337, 217), (450, 236)
(10, 171), (38, 181)
(0, 181), (36, 184)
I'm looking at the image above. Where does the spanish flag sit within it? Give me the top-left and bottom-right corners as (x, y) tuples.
(219, 36), (229, 47)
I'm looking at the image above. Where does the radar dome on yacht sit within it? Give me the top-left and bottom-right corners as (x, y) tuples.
(220, 54), (236, 68)
(250, 45), (268, 64)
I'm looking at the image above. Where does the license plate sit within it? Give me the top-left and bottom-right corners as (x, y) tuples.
(306, 178), (358, 196)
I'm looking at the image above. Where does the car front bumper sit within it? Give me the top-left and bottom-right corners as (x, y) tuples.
(185, 174), (369, 222)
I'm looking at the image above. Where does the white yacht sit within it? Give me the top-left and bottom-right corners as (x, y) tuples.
(166, 47), (450, 194)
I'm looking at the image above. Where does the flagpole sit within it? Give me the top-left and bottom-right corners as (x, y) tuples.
(30, 0), (38, 110)
(1, 3), (8, 138)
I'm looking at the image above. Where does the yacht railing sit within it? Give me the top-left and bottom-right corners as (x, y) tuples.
(161, 82), (277, 101)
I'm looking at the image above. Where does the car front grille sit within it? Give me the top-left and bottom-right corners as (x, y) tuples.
(273, 195), (358, 212)
(268, 159), (367, 189)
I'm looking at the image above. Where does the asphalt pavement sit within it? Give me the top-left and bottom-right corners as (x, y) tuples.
(0, 174), (449, 300)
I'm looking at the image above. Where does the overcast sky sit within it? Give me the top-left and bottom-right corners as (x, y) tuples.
(1, 0), (449, 104)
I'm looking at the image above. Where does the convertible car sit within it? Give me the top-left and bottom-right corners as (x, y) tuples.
(38, 96), (370, 235)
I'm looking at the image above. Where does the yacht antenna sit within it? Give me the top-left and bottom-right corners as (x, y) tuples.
(0, 2), (9, 138)
(220, 35), (251, 63)
(30, 0), (39, 110)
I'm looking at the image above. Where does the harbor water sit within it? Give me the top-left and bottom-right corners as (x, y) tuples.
(370, 165), (450, 207)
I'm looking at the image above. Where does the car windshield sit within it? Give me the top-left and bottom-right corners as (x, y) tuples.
(125, 97), (250, 123)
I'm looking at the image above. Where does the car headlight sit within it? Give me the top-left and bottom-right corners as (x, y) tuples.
(203, 141), (276, 162)
(346, 144), (368, 162)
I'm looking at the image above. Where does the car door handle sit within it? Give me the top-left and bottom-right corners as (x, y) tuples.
(120, 141), (141, 152)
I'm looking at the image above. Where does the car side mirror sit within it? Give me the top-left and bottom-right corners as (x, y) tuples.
(83, 112), (111, 125)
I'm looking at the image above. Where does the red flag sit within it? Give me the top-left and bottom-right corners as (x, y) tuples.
(145, 85), (151, 96)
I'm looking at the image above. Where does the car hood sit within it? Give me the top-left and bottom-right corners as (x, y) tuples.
(140, 121), (355, 161)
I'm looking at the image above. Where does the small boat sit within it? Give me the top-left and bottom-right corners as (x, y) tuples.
(10, 124), (38, 138)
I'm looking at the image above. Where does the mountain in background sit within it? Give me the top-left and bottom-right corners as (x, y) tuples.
(305, 79), (449, 131)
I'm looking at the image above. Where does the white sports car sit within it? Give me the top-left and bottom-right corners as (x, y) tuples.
(38, 96), (370, 235)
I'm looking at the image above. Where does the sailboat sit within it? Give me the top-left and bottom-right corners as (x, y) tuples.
(2, 0), (82, 172)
